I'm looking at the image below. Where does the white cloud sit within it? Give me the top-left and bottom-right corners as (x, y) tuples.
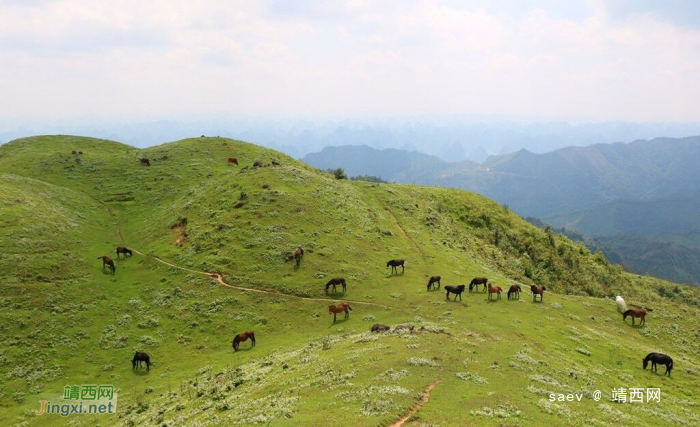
(0, 0), (699, 121)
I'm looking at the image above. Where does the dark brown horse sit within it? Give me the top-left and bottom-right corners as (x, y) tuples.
(488, 284), (503, 300)
(328, 302), (352, 322)
(227, 157), (238, 165)
(232, 331), (256, 351)
(98, 256), (115, 273)
(272, 160), (280, 166)
(507, 284), (522, 300)
(623, 309), (647, 326)
(294, 247), (304, 266)
(132, 352), (151, 371)
(643, 352), (673, 376)
(387, 259), (405, 274)
(139, 158), (150, 166)
(116, 247), (132, 258)
(427, 276), (441, 291)
(531, 285), (545, 302)
(469, 277), (488, 292)
(445, 284), (466, 301)
(325, 278), (347, 294)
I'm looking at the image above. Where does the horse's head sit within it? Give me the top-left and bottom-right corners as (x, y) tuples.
(458, 285), (465, 291)
(643, 357), (649, 370)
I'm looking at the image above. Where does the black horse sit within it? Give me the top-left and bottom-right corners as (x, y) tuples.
(387, 259), (405, 274)
(325, 278), (347, 294)
(445, 284), (466, 301)
(116, 247), (133, 258)
(643, 352), (673, 377)
(427, 276), (441, 291)
(132, 352), (151, 372)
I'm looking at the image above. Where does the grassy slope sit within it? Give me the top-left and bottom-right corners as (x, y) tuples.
(0, 135), (698, 427)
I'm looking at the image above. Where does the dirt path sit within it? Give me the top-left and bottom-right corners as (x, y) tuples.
(389, 377), (442, 427)
(129, 248), (392, 309)
(386, 208), (425, 258)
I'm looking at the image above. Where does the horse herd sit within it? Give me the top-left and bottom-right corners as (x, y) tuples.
(99, 162), (672, 377)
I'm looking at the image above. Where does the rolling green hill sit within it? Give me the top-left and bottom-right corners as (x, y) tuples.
(1, 135), (699, 427)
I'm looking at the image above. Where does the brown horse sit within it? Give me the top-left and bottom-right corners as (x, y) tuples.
(427, 276), (441, 291)
(445, 284), (466, 301)
(294, 247), (304, 266)
(623, 309), (647, 326)
(469, 277), (488, 292)
(139, 158), (150, 166)
(488, 284), (503, 300)
(325, 278), (347, 294)
(227, 157), (239, 165)
(132, 352), (151, 371)
(507, 284), (522, 300)
(98, 256), (115, 273)
(387, 259), (405, 274)
(232, 331), (256, 351)
(116, 247), (133, 258)
(531, 285), (545, 302)
(329, 302), (352, 322)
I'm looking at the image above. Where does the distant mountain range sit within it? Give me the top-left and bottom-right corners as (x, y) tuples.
(303, 136), (700, 285)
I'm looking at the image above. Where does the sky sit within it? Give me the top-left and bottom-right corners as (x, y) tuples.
(1, 0), (699, 122)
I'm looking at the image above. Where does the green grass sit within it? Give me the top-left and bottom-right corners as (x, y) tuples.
(0, 135), (698, 426)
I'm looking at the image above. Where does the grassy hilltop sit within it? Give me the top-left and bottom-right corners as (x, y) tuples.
(0, 135), (699, 427)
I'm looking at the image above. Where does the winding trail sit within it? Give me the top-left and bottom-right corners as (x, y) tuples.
(385, 207), (425, 258)
(93, 192), (392, 309)
(389, 376), (442, 427)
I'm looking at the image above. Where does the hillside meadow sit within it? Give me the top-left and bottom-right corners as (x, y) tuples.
(0, 135), (698, 426)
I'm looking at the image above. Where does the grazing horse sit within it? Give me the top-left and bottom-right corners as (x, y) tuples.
(616, 296), (627, 313)
(623, 309), (647, 326)
(445, 284), (466, 301)
(116, 247), (133, 258)
(427, 276), (441, 291)
(469, 277), (488, 292)
(227, 157), (239, 165)
(132, 352), (151, 372)
(325, 278), (347, 294)
(232, 331), (256, 351)
(531, 285), (545, 302)
(387, 259), (405, 274)
(328, 302), (352, 322)
(139, 158), (150, 166)
(98, 256), (115, 273)
(507, 285), (522, 300)
(488, 284), (503, 300)
(272, 160), (280, 166)
(294, 247), (304, 266)
(643, 352), (673, 377)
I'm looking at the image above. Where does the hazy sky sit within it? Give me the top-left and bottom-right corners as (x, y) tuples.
(1, 0), (699, 121)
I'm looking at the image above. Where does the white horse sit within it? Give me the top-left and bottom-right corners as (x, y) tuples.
(615, 296), (626, 313)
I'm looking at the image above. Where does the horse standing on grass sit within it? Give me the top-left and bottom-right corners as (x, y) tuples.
(294, 247), (304, 266)
(387, 259), (405, 274)
(531, 285), (545, 302)
(469, 277), (488, 292)
(427, 276), (441, 291)
(488, 284), (503, 300)
(507, 285), (522, 300)
(232, 331), (256, 351)
(325, 278), (347, 294)
(445, 285), (466, 301)
(227, 157), (239, 165)
(623, 309), (647, 326)
(132, 352), (151, 372)
(615, 296), (627, 313)
(328, 302), (352, 322)
(98, 256), (115, 273)
(139, 158), (150, 166)
(643, 352), (673, 377)
(116, 247), (132, 258)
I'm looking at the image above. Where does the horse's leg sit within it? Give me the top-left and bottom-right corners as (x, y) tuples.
(458, 292), (462, 301)
(333, 312), (337, 322)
